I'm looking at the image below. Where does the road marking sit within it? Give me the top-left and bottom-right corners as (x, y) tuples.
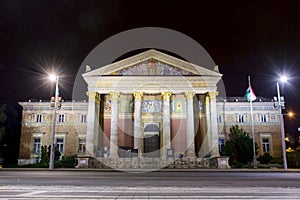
(16, 190), (46, 197)
(0, 185), (299, 199)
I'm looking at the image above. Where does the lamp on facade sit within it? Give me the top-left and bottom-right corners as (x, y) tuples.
(276, 75), (288, 171)
(49, 74), (59, 170)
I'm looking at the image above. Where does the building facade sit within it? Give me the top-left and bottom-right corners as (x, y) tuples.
(18, 50), (283, 168)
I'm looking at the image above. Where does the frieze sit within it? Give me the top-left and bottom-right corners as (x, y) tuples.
(104, 100), (111, 113)
(221, 106), (276, 111)
(142, 100), (162, 113)
(119, 100), (134, 113)
(171, 100), (186, 113)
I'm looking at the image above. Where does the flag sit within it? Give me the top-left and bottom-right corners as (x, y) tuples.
(245, 85), (257, 102)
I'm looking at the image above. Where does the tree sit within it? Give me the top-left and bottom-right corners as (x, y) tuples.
(40, 145), (49, 164)
(0, 103), (19, 166)
(222, 125), (257, 165)
(0, 104), (7, 144)
(40, 145), (61, 165)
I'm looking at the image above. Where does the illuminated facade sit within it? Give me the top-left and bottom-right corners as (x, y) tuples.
(18, 50), (283, 168)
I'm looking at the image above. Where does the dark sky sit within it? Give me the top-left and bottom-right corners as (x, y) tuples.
(0, 0), (299, 132)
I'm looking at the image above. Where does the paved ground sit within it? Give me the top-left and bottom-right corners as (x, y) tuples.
(0, 169), (299, 199)
(1, 185), (300, 199)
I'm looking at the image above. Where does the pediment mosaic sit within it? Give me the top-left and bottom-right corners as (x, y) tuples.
(110, 58), (194, 76)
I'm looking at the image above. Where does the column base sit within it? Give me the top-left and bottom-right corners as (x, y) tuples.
(186, 150), (196, 158)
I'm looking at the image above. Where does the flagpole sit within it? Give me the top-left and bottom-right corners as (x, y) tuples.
(248, 76), (257, 168)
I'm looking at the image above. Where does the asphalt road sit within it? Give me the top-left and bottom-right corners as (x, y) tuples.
(0, 170), (300, 199)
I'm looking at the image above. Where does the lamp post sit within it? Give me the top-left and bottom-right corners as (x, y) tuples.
(276, 75), (288, 171)
(49, 74), (59, 170)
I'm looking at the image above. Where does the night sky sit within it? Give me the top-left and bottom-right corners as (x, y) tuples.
(0, 0), (299, 132)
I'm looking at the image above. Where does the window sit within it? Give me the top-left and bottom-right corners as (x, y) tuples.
(238, 114), (244, 123)
(36, 114), (42, 123)
(58, 114), (64, 123)
(261, 114), (267, 123)
(81, 114), (87, 123)
(78, 138), (86, 153)
(33, 138), (41, 153)
(217, 115), (222, 123)
(218, 138), (225, 154)
(56, 138), (64, 152)
(262, 138), (270, 153)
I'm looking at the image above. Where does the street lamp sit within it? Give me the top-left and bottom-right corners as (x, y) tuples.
(49, 74), (59, 170)
(287, 112), (294, 118)
(276, 75), (288, 171)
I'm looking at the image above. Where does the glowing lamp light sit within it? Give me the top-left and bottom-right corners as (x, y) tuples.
(279, 75), (288, 83)
(288, 112), (294, 117)
(49, 74), (57, 81)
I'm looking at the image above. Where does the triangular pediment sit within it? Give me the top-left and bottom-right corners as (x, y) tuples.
(83, 49), (222, 77)
(110, 58), (194, 76)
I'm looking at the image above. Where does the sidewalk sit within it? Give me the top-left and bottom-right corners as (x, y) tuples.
(1, 167), (300, 172)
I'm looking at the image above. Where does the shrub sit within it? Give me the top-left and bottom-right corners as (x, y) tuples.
(231, 162), (245, 168)
(222, 125), (258, 165)
(258, 153), (273, 164)
(287, 151), (300, 168)
(55, 155), (77, 168)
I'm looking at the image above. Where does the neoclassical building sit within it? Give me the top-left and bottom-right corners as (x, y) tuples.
(18, 50), (283, 168)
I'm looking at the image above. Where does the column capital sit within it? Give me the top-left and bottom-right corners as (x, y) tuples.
(133, 92), (143, 101)
(86, 91), (100, 104)
(206, 91), (218, 100)
(161, 92), (172, 101)
(205, 95), (210, 105)
(109, 92), (120, 100)
(185, 92), (195, 100)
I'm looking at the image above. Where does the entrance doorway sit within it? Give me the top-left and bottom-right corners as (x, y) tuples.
(144, 134), (160, 157)
(143, 123), (160, 157)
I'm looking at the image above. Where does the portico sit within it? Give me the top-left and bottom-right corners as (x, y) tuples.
(82, 49), (222, 167)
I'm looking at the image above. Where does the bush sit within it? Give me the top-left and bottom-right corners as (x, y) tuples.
(231, 162), (245, 168)
(270, 157), (283, 164)
(222, 125), (258, 165)
(257, 163), (282, 168)
(258, 153), (273, 164)
(287, 151), (300, 168)
(15, 162), (48, 168)
(55, 155), (77, 168)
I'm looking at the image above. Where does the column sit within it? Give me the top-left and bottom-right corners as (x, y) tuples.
(204, 93), (211, 156)
(208, 91), (220, 157)
(133, 92), (143, 157)
(161, 92), (172, 158)
(185, 92), (196, 158)
(86, 91), (100, 156)
(109, 92), (120, 158)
